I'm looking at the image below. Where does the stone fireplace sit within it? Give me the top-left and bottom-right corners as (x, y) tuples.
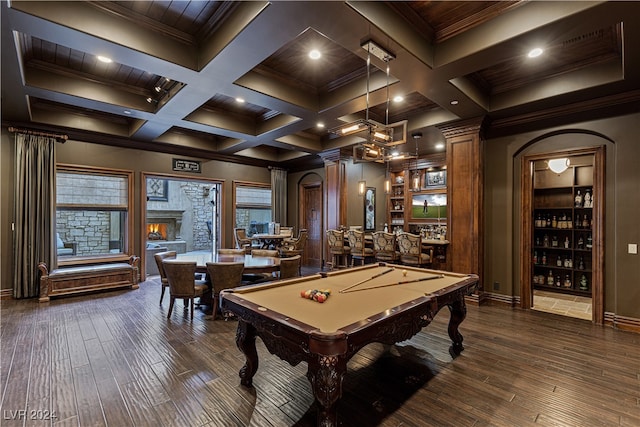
(146, 210), (184, 241)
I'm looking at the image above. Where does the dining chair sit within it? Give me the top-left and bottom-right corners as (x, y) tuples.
(347, 229), (374, 267)
(326, 229), (350, 270)
(249, 249), (279, 281)
(234, 228), (253, 253)
(250, 249), (279, 257)
(218, 248), (246, 255)
(397, 232), (432, 267)
(205, 262), (245, 320)
(154, 250), (177, 305)
(162, 260), (208, 320)
(278, 255), (301, 280)
(279, 229), (308, 259)
(279, 226), (294, 238)
(372, 231), (399, 263)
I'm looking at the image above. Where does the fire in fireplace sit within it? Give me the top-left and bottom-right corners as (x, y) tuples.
(146, 210), (184, 241)
(147, 223), (167, 240)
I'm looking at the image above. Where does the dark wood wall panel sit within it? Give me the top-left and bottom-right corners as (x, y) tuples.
(322, 151), (347, 265)
(450, 141), (474, 273)
(441, 119), (484, 291)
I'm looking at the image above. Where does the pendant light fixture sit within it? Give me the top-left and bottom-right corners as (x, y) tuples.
(331, 38), (407, 161)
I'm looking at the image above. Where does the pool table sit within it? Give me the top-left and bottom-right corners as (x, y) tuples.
(220, 263), (478, 427)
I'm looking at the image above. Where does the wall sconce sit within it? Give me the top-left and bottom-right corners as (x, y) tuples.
(548, 158), (570, 174)
(358, 180), (367, 196)
(358, 163), (366, 196)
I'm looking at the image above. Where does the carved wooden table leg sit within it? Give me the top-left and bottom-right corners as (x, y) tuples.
(447, 295), (467, 355)
(235, 320), (259, 387)
(306, 354), (347, 427)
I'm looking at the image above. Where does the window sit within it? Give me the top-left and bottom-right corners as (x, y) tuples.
(56, 165), (133, 264)
(234, 182), (271, 236)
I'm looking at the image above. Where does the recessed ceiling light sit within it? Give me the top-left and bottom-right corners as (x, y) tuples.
(124, 110), (131, 115)
(97, 55), (112, 63)
(309, 49), (321, 60)
(435, 143), (445, 150)
(393, 95), (404, 103)
(317, 122), (325, 128)
(528, 47), (543, 58)
(450, 100), (459, 105)
(235, 97), (245, 103)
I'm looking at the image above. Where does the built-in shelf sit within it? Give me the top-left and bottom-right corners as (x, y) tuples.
(532, 163), (596, 296)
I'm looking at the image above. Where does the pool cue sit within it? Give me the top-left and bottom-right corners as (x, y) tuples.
(341, 274), (444, 293)
(339, 268), (394, 293)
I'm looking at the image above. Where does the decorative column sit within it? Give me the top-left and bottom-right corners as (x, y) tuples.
(318, 149), (348, 267)
(437, 117), (485, 297)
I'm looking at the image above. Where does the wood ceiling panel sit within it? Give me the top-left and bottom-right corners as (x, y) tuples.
(22, 35), (161, 95)
(257, 28), (365, 95)
(205, 94), (276, 122)
(109, 0), (227, 41)
(31, 97), (132, 125)
(388, 1), (523, 43)
(366, 92), (439, 124)
(468, 25), (622, 96)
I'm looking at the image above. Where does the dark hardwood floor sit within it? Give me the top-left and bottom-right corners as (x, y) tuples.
(1, 271), (639, 426)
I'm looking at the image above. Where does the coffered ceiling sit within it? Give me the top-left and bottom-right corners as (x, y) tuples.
(2, 1), (639, 171)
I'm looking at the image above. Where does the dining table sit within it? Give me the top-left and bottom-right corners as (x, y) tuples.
(175, 252), (281, 316)
(251, 233), (290, 249)
(176, 252), (281, 274)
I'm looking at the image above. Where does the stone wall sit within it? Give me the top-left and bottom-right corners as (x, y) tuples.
(56, 172), (125, 255)
(146, 180), (216, 251)
(56, 210), (112, 255)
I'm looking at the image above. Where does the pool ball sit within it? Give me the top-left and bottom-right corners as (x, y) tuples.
(402, 270), (408, 277)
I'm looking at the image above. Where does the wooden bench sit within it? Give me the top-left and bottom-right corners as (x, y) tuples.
(37, 256), (140, 302)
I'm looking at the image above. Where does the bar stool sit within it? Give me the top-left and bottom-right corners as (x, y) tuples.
(397, 232), (432, 267)
(372, 231), (399, 263)
(347, 229), (374, 266)
(326, 229), (350, 270)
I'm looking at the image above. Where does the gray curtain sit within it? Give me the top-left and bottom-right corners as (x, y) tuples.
(271, 167), (287, 225)
(13, 133), (56, 298)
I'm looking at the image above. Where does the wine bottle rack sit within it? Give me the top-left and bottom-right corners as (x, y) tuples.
(532, 165), (594, 296)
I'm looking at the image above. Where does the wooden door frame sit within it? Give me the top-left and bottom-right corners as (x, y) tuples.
(140, 172), (224, 280)
(299, 180), (323, 267)
(519, 146), (605, 324)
